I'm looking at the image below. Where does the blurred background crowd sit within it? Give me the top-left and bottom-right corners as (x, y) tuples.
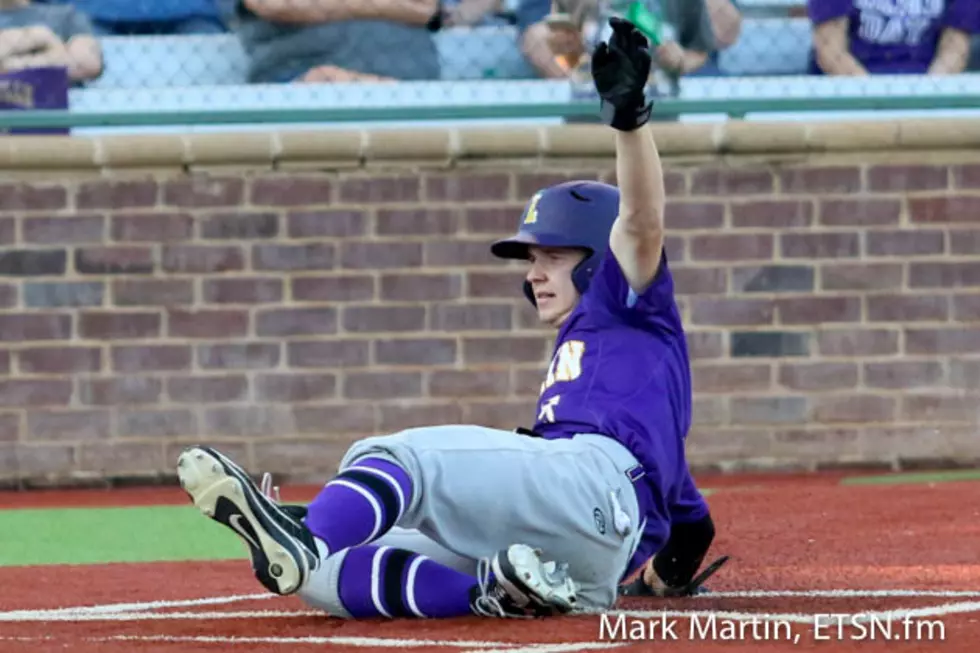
(0, 0), (977, 91)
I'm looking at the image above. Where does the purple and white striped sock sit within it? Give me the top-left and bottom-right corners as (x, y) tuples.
(336, 545), (477, 619)
(303, 457), (413, 555)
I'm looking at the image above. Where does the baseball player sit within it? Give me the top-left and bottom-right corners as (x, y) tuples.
(176, 17), (724, 619)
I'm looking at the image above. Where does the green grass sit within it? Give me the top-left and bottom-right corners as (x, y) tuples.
(0, 487), (718, 567)
(0, 506), (247, 567)
(840, 469), (980, 486)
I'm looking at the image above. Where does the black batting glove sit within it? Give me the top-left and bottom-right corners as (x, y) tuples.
(591, 17), (653, 132)
(618, 555), (731, 598)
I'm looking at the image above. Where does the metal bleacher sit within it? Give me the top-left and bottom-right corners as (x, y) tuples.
(57, 3), (980, 133)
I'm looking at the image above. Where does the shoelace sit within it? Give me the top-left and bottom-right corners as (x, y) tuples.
(471, 557), (507, 617)
(257, 472), (312, 545)
(258, 471), (326, 576)
(260, 472), (281, 504)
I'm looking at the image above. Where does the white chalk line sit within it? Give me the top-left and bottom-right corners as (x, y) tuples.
(22, 601), (979, 626)
(703, 589), (980, 599)
(4, 587), (978, 621)
(0, 592), (274, 619)
(67, 592), (275, 614)
(0, 609), (324, 622)
(615, 599), (980, 624)
(95, 635), (527, 648)
(462, 645), (626, 653)
(3, 588), (980, 623)
(1, 588), (978, 653)
(2, 603), (975, 653)
(4, 601), (980, 625)
(0, 634), (626, 652)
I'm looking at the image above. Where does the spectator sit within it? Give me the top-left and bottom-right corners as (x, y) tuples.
(688, 0), (741, 77)
(217, 0), (440, 82)
(707, 0), (741, 51)
(548, 0), (718, 80)
(808, 0), (980, 75)
(36, 0), (225, 36)
(0, 0), (102, 82)
(437, 0), (568, 79)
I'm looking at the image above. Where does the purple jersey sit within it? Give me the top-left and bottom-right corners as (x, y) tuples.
(530, 247), (706, 578)
(808, 0), (980, 74)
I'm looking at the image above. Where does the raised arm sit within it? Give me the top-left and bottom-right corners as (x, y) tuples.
(591, 18), (666, 293)
(608, 121), (666, 294)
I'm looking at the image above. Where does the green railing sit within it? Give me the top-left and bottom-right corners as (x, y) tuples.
(1, 93), (979, 130)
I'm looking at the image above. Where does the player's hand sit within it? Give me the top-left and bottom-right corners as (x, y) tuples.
(590, 17), (652, 131)
(618, 555), (731, 598)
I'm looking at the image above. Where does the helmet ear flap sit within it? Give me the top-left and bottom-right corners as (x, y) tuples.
(570, 252), (598, 296)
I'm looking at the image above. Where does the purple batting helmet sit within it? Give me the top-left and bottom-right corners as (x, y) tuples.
(490, 180), (620, 306)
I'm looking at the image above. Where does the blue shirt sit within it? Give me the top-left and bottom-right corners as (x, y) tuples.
(38, 0), (220, 23)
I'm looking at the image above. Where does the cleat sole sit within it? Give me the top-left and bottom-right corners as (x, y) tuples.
(177, 447), (303, 595)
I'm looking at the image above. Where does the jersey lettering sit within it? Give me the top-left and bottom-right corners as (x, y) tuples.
(858, 13), (932, 44)
(538, 395), (561, 423)
(854, 0), (944, 46)
(540, 340), (586, 395)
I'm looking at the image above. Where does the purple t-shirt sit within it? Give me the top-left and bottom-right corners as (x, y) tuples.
(531, 247), (705, 578)
(808, 0), (980, 74)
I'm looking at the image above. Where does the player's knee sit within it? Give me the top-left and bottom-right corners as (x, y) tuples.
(337, 426), (438, 468)
(311, 449), (417, 532)
(337, 434), (407, 473)
(340, 449), (403, 474)
(652, 514), (715, 588)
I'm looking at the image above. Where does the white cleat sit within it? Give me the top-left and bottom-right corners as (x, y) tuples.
(176, 446), (319, 595)
(472, 543), (579, 618)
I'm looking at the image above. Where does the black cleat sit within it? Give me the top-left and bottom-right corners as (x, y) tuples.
(177, 446), (319, 595)
(470, 544), (579, 618)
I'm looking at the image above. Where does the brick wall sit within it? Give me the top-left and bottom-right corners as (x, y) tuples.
(1, 121), (978, 487)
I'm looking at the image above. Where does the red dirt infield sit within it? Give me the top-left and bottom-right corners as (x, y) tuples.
(1, 474), (979, 652)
